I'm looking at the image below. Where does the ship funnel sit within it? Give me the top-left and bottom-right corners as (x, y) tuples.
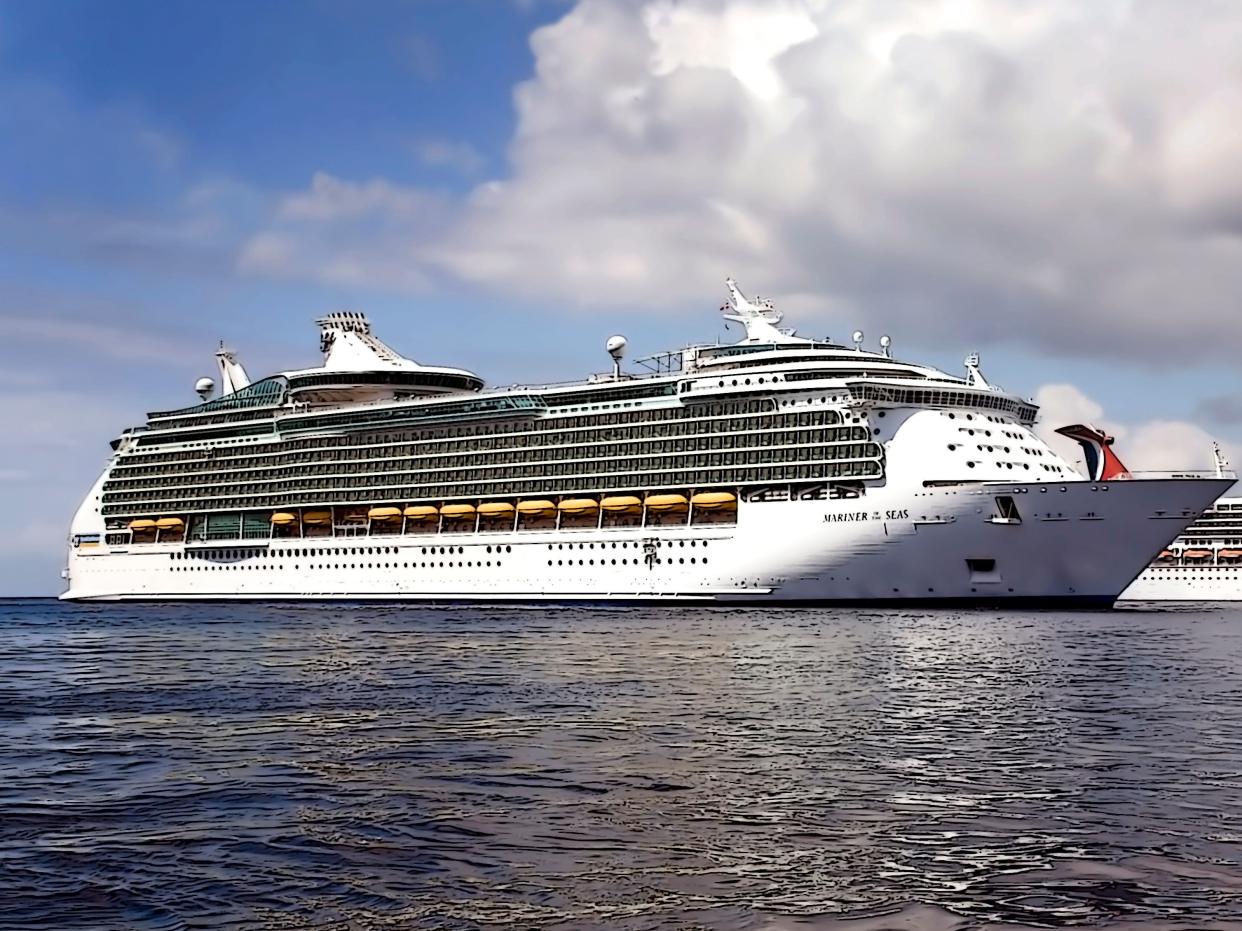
(1055, 424), (1131, 481)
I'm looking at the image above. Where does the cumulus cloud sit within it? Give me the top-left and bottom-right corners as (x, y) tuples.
(237, 171), (452, 291)
(241, 0), (1242, 362)
(1034, 383), (1239, 476)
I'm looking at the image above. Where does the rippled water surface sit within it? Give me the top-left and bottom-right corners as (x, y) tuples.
(2, 600), (1242, 930)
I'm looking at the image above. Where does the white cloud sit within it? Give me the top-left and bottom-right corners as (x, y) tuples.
(1034, 382), (1240, 476)
(411, 137), (486, 175)
(239, 0), (1242, 362)
(0, 314), (201, 367)
(1125, 420), (1236, 474)
(275, 171), (440, 223)
(236, 172), (450, 290)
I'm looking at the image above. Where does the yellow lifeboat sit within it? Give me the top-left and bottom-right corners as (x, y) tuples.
(155, 517), (184, 530)
(440, 503), (476, 520)
(601, 495), (642, 512)
(302, 510), (332, 526)
(403, 505), (439, 521)
(270, 512), (298, 525)
(368, 506), (402, 521)
(558, 498), (599, 515)
(691, 491), (737, 510)
(517, 499), (556, 516)
(1183, 549), (1212, 559)
(478, 501), (516, 519)
(128, 518), (157, 531)
(645, 493), (689, 512)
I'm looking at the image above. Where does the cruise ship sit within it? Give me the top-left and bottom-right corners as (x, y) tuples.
(1122, 447), (1242, 601)
(61, 281), (1232, 604)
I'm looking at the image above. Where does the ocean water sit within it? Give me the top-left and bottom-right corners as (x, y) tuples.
(1, 601), (1241, 931)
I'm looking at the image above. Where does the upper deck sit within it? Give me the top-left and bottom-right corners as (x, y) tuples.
(123, 280), (1038, 448)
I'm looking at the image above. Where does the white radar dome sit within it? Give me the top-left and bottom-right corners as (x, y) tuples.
(195, 376), (215, 400)
(606, 335), (628, 360)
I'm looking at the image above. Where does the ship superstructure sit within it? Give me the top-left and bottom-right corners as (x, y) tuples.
(62, 281), (1231, 604)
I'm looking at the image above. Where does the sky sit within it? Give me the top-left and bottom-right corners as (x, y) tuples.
(2, 0), (1242, 595)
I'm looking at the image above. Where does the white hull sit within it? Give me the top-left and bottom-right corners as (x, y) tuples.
(63, 477), (1230, 606)
(1121, 565), (1242, 602)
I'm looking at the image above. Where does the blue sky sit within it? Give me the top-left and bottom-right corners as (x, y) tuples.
(3, 0), (1242, 594)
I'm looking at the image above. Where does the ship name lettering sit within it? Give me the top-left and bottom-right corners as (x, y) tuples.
(821, 508), (909, 524)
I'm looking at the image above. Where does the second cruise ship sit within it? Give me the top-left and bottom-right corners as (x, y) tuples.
(62, 281), (1231, 604)
(1122, 447), (1242, 601)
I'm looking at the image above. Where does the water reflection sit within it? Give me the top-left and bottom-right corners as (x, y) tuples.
(1, 600), (1241, 929)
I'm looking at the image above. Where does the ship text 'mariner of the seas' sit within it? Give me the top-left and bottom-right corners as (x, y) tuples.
(62, 281), (1232, 605)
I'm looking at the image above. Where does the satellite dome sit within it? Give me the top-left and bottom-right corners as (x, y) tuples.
(606, 335), (628, 360)
(195, 376), (215, 400)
